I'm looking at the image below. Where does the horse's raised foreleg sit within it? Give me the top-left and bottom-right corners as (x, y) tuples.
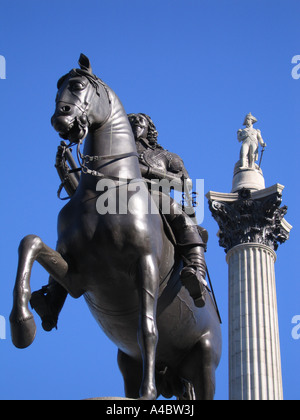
(137, 254), (159, 400)
(10, 235), (70, 349)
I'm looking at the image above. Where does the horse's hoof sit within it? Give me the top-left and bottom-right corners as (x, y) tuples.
(30, 289), (58, 332)
(138, 395), (157, 400)
(10, 314), (36, 349)
(138, 388), (157, 400)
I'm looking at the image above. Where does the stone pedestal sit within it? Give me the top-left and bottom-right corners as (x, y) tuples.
(231, 162), (265, 193)
(206, 184), (292, 400)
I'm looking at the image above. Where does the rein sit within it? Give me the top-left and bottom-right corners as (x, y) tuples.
(75, 140), (139, 181)
(57, 141), (139, 200)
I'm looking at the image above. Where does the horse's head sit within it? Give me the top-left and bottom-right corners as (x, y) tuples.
(51, 54), (110, 143)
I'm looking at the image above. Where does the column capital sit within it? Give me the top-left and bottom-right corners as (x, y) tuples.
(206, 184), (292, 254)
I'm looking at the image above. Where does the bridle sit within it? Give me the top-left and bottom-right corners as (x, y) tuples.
(56, 69), (102, 140)
(58, 70), (140, 183)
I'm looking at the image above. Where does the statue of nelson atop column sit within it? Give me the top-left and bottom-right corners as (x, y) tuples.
(237, 113), (267, 169)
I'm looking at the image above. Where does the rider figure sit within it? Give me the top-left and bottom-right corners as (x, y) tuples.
(31, 113), (208, 332)
(128, 113), (207, 308)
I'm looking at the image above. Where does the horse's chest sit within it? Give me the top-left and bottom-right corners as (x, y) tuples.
(59, 203), (143, 266)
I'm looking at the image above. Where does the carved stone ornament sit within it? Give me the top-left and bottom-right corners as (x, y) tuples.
(208, 187), (291, 253)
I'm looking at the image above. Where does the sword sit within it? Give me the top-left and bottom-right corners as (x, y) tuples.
(258, 145), (266, 168)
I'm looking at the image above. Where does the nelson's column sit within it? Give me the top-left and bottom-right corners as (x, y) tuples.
(206, 113), (292, 400)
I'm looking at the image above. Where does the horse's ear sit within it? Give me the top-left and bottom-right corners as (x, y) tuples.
(78, 53), (92, 74)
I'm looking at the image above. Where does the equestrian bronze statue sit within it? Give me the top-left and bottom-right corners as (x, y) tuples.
(10, 54), (222, 400)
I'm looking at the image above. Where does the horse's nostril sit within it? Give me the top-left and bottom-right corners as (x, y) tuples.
(61, 105), (71, 113)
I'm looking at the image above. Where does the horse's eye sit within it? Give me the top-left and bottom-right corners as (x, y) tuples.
(70, 82), (85, 91)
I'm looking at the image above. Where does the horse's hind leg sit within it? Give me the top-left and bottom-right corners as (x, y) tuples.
(180, 334), (217, 400)
(192, 335), (218, 400)
(10, 235), (70, 349)
(137, 254), (159, 400)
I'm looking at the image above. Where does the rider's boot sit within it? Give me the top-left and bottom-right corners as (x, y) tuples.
(180, 242), (207, 308)
(30, 280), (68, 331)
(170, 216), (208, 308)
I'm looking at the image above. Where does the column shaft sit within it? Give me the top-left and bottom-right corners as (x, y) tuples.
(227, 243), (283, 400)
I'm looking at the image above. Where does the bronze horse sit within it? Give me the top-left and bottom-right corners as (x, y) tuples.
(10, 55), (221, 400)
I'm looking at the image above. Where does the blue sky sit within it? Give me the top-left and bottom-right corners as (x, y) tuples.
(0, 0), (299, 400)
